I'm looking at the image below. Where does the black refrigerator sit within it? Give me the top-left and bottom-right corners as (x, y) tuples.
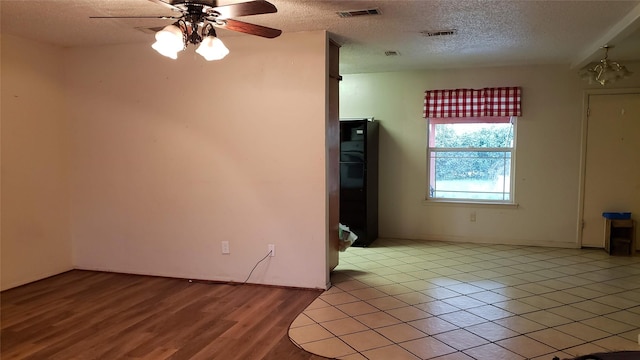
(340, 118), (379, 247)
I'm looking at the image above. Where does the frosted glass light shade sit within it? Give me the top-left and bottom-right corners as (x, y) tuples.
(196, 36), (230, 61)
(152, 24), (184, 59)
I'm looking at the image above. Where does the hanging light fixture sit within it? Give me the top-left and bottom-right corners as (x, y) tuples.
(151, 22), (186, 60)
(579, 45), (633, 86)
(92, 1), (282, 62)
(151, 19), (229, 61)
(196, 24), (230, 61)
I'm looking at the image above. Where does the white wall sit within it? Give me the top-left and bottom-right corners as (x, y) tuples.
(66, 31), (330, 289)
(340, 63), (640, 247)
(1, 34), (73, 290)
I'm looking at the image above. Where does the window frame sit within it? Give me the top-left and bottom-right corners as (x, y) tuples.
(426, 116), (517, 204)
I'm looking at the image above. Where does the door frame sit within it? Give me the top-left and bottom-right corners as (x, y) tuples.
(577, 88), (640, 247)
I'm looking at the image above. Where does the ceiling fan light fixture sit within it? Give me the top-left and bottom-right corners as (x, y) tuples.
(151, 23), (185, 59)
(196, 25), (229, 61)
(579, 45), (633, 86)
(196, 36), (229, 61)
(151, 41), (181, 59)
(94, 1), (281, 61)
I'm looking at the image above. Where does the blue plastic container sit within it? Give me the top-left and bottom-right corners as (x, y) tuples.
(602, 212), (632, 220)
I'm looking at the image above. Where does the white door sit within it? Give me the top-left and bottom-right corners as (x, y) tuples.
(581, 93), (640, 248)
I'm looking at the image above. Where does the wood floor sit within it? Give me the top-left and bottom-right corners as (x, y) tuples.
(1, 270), (329, 360)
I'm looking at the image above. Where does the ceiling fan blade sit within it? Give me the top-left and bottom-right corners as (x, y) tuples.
(212, 0), (277, 18)
(90, 16), (181, 19)
(217, 18), (282, 38)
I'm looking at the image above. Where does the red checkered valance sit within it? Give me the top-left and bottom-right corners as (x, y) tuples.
(423, 87), (522, 118)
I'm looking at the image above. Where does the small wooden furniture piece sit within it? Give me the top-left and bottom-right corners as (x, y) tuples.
(604, 218), (636, 256)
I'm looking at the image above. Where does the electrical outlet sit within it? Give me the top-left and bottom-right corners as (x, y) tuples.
(470, 211), (477, 222)
(221, 241), (230, 254)
(268, 244), (275, 257)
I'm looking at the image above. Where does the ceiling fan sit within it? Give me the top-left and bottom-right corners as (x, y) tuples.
(91, 0), (282, 60)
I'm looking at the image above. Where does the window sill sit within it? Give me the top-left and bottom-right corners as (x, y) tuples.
(421, 199), (519, 209)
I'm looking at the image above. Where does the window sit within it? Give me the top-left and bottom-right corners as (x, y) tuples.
(427, 117), (516, 202)
(423, 87), (521, 203)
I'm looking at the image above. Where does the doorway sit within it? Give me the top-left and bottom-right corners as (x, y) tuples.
(580, 91), (640, 249)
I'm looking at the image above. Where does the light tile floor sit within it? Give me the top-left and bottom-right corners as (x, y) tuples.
(289, 239), (640, 360)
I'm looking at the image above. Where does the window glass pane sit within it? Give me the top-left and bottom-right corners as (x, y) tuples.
(429, 151), (511, 201)
(427, 118), (515, 202)
(431, 123), (513, 148)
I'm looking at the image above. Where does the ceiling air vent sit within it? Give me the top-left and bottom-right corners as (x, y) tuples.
(421, 29), (458, 37)
(337, 8), (381, 18)
(385, 51), (400, 56)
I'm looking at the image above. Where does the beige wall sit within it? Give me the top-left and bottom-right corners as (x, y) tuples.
(1, 31), (331, 290)
(340, 63), (640, 247)
(1, 34), (73, 290)
(65, 31), (330, 289)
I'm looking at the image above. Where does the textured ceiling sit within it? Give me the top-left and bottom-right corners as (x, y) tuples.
(1, 0), (640, 74)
